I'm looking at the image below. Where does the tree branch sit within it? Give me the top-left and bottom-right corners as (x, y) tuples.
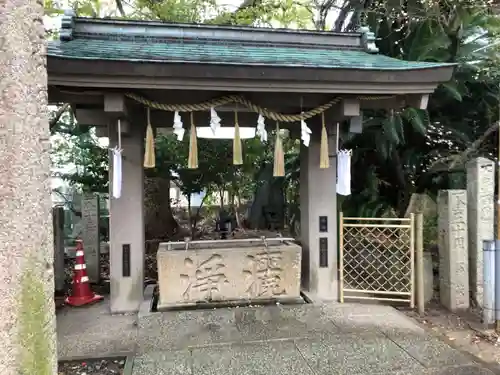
(332, 0), (350, 31)
(208, 0), (263, 25)
(49, 103), (70, 132)
(116, 0), (126, 17)
(52, 188), (82, 217)
(427, 121), (499, 172)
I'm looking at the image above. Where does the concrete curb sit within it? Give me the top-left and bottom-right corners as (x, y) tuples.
(123, 354), (134, 375)
(138, 284), (156, 325)
(299, 291), (316, 304)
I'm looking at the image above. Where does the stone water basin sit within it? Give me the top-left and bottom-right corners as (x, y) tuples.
(157, 238), (302, 310)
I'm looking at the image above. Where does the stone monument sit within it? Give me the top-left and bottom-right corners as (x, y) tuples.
(467, 157), (494, 307)
(438, 190), (469, 311)
(81, 193), (100, 283)
(405, 193), (437, 218)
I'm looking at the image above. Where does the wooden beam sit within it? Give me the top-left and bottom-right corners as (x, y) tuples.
(75, 109), (108, 126)
(342, 99), (360, 117)
(95, 126), (108, 137)
(349, 115), (363, 134)
(49, 87), (407, 113)
(404, 94), (429, 109)
(104, 93), (127, 115)
(48, 87), (103, 105)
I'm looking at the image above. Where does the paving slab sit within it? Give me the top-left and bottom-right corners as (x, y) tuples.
(57, 299), (500, 375)
(234, 304), (341, 341)
(386, 330), (475, 368)
(425, 364), (497, 375)
(322, 302), (425, 334)
(137, 308), (242, 353)
(191, 341), (314, 375)
(294, 333), (425, 375)
(57, 298), (138, 359)
(132, 350), (192, 375)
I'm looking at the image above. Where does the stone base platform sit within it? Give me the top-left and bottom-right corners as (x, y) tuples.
(156, 295), (306, 312)
(56, 296), (500, 375)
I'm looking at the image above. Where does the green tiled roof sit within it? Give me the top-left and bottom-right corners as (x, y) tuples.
(48, 37), (451, 70)
(47, 13), (454, 71)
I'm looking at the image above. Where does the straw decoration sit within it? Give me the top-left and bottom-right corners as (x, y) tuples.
(143, 108), (156, 168)
(273, 122), (285, 177)
(233, 111), (243, 165)
(320, 112), (329, 169)
(188, 112), (198, 169)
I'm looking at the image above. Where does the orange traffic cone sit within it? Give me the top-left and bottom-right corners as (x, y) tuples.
(65, 240), (104, 307)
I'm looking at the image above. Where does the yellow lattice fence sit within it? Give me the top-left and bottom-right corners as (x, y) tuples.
(339, 213), (415, 307)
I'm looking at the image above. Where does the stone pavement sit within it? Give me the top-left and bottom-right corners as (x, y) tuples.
(57, 299), (500, 375)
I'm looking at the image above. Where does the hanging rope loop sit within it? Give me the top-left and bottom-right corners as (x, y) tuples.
(125, 93), (396, 123)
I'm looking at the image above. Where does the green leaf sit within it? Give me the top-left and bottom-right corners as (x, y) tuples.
(394, 113), (405, 145)
(440, 81), (463, 101)
(402, 108), (427, 135)
(375, 133), (390, 160)
(382, 116), (400, 145)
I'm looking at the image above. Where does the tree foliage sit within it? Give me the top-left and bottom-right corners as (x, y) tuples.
(50, 108), (108, 193)
(46, 0), (500, 224)
(341, 0), (500, 217)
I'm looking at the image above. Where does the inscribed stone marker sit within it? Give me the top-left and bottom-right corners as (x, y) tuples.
(81, 193), (100, 283)
(467, 158), (494, 307)
(438, 190), (469, 311)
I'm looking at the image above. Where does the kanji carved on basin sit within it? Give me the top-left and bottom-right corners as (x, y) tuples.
(156, 238), (302, 309)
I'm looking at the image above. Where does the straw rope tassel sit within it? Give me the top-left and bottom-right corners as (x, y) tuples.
(233, 111), (243, 165)
(273, 122), (285, 177)
(320, 112), (329, 169)
(188, 112), (198, 169)
(143, 108), (156, 168)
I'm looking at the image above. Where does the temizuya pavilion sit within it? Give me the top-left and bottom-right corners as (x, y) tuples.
(47, 10), (454, 313)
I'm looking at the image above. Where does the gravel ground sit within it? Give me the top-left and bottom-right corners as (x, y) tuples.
(58, 358), (126, 375)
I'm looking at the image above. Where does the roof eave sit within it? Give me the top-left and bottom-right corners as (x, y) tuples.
(46, 53), (456, 75)
(47, 57), (455, 94)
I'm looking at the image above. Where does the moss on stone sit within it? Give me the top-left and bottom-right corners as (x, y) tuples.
(17, 260), (53, 375)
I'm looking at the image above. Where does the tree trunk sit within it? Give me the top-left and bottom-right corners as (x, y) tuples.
(0, 1), (57, 374)
(219, 189), (224, 209)
(192, 192), (210, 239)
(144, 177), (179, 241)
(391, 149), (411, 217)
(233, 192), (243, 229)
(187, 194), (194, 238)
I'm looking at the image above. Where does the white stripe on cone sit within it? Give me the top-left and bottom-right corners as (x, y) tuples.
(80, 276), (89, 283)
(74, 264), (86, 270)
(76, 250), (84, 256)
